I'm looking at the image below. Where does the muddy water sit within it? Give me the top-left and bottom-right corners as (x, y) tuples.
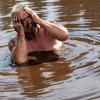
(0, 0), (100, 100)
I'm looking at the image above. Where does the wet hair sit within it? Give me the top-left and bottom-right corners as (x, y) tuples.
(11, 4), (37, 40)
(11, 3), (26, 19)
(11, 3), (37, 28)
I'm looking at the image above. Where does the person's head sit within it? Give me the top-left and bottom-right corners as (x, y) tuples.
(11, 4), (37, 40)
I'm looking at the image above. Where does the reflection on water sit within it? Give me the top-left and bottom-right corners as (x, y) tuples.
(15, 58), (71, 98)
(0, 0), (100, 99)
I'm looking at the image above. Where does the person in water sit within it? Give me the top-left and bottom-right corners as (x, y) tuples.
(8, 4), (68, 64)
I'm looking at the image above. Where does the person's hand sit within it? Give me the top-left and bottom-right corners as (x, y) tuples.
(24, 7), (43, 24)
(12, 13), (25, 38)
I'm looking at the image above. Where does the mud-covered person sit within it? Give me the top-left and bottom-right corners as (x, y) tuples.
(8, 4), (68, 64)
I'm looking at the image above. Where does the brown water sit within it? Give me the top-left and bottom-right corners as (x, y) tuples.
(0, 0), (100, 100)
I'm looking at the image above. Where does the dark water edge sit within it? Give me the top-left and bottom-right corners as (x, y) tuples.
(0, 0), (100, 100)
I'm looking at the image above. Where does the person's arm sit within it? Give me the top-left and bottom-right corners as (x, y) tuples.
(38, 20), (68, 41)
(11, 13), (28, 64)
(24, 7), (68, 41)
(12, 36), (28, 64)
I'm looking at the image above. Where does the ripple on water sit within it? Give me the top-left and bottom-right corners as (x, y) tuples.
(0, 0), (100, 99)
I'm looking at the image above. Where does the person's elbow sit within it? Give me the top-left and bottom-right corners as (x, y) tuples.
(14, 57), (28, 64)
(59, 29), (69, 41)
(12, 51), (28, 64)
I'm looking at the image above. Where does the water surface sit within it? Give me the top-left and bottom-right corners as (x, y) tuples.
(0, 0), (100, 100)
